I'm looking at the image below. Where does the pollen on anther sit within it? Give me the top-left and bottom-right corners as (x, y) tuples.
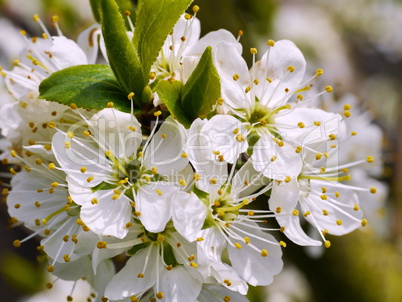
(325, 240), (331, 248)
(325, 86), (333, 93)
(267, 39), (275, 47)
(370, 187), (377, 194)
(366, 156), (375, 163)
(260, 249), (269, 257)
(106, 102), (114, 108)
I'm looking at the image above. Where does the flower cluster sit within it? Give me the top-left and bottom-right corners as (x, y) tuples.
(0, 1), (384, 301)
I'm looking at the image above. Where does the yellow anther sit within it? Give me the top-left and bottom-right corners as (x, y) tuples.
(154, 110), (162, 116)
(233, 74), (240, 81)
(91, 198), (98, 205)
(245, 86), (251, 93)
(96, 241), (108, 249)
(320, 195), (328, 200)
(127, 92), (135, 100)
(184, 13), (192, 20)
(254, 79), (259, 85)
(179, 179), (186, 186)
(69, 103), (78, 110)
(238, 29), (244, 37)
(325, 240), (331, 248)
(47, 265), (54, 272)
(248, 211), (254, 216)
(353, 204), (360, 211)
(24, 165), (31, 172)
(361, 219), (368, 227)
(296, 94), (304, 101)
(287, 65), (295, 72)
(33, 14), (40, 22)
(35, 158), (42, 165)
(2, 189), (9, 196)
(135, 211), (141, 216)
(112, 194), (120, 200)
(336, 219), (343, 225)
(250, 48), (258, 54)
(67, 131), (74, 138)
(284, 176), (291, 183)
(325, 86), (333, 93)
(157, 234), (165, 242)
(316, 153), (322, 160)
(161, 133), (167, 139)
(295, 146), (302, 153)
(137, 273), (144, 278)
(51, 15), (59, 23)
(271, 155), (277, 162)
(209, 178), (217, 185)
(44, 144), (52, 151)
(87, 177), (94, 183)
(303, 211), (311, 217)
(51, 182), (59, 188)
(83, 130), (91, 137)
(322, 230), (329, 236)
(181, 152), (188, 158)
(13, 240), (21, 247)
(335, 192), (340, 198)
(232, 128), (239, 135)
(260, 249), (268, 257)
(323, 152), (329, 158)
(196, 237), (204, 242)
(292, 209), (299, 216)
(351, 131), (357, 136)
(217, 98), (224, 105)
(128, 125), (136, 131)
(106, 102), (114, 108)
(329, 134), (336, 140)
(151, 167), (158, 174)
(80, 166), (87, 173)
(267, 39), (275, 47)
(42, 33), (48, 39)
(14, 203), (21, 209)
(150, 72), (156, 80)
(278, 141), (284, 147)
(276, 207), (282, 213)
(316, 68), (324, 76)
(63, 255), (70, 262)
(279, 241), (287, 248)
(367, 156), (374, 163)
(297, 122), (305, 128)
(266, 77), (272, 83)
(193, 173), (201, 181)
(314, 121), (321, 126)
(370, 187), (377, 194)
(344, 110), (351, 118)
(321, 187), (327, 193)
(244, 237), (250, 244)
(20, 30), (27, 36)
(155, 189), (162, 196)
(64, 142), (71, 149)
(322, 209), (329, 216)
(48, 121), (56, 128)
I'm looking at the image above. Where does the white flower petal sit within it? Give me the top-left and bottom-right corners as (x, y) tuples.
(89, 108), (142, 159)
(79, 190), (132, 239)
(136, 184), (178, 233)
(255, 40), (306, 108)
(198, 284), (249, 302)
(227, 222), (283, 286)
(215, 41), (251, 110)
(105, 245), (159, 300)
(251, 134), (302, 179)
(77, 23), (101, 64)
(144, 116), (188, 175)
(171, 191), (208, 242)
(51, 36), (89, 69)
(159, 266), (202, 302)
(200, 115), (248, 164)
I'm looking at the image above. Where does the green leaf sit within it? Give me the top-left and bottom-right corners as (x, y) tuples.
(156, 80), (192, 128)
(90, 0), (136, 29)
(100, 0), (146, 104)
(181, 46), (221, 121)
(89, 0), (101, 22)
(39, 65), (130, 112)
(133, 0), (193, 77)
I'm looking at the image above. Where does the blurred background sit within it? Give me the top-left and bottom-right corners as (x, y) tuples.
(0, 0), (401, 301)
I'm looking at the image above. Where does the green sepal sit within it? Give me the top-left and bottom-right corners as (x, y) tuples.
(181, 46), (221, 121)
(246, 130), (260, 156)
(192, 185), (215, 230)
(127, 241), (152, 256)
(133, 0), (193, 79)
(89, 0), (101, 22)
(100, 0), (145, 105)
(163, 243), (178, 267)
(156, 80), (192, 128)
(38, 65), (130, 112)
